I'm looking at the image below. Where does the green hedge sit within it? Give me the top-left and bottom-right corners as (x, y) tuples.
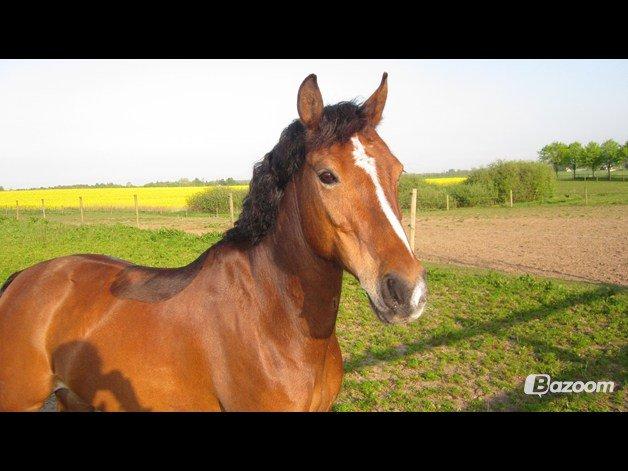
(189, 160), (555, 214)
(448, 183), (497, 207)
(397, 161), (555, 210)
(466, 160), (555, 203)
(187, 187), (248, 213)
(398, 176), (449, 210)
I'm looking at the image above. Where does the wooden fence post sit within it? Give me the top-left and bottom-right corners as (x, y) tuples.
(134, 194), (139, 228)
(15, 200), (19, 220)
(229, 192), (235, 226)
(410, 188), (417, 252)
(446, 193), (450, 211)
(79, 196), (84, 224)
(509, 189), (513, 208)
(41, 199), (46, 219)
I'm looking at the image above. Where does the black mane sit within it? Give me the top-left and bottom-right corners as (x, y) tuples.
(223, 101), (368, 246)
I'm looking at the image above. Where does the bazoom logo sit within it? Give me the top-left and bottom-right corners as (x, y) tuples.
(524, 374), (615, 397)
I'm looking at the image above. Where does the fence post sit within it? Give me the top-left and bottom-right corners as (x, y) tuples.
(410, 188), (417, 252)
(15, 200), (19, 220)
(41, 199), (46, 219)
(509, 189), (513, 208)
(79, 196), (84, 224)
(134, 194), (139, 228)
(446, 193), (450, 211)
(229, 192), (235, 226)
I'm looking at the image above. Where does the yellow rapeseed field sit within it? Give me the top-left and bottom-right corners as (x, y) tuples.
(0, 186), (248, 210)
(423, 177), (467, 186)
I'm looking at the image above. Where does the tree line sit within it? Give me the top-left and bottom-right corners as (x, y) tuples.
(3, 177), (248, 191)
(538, 139), (628, 180)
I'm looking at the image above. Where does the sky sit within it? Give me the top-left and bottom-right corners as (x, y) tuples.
(0, 59), (626, 189)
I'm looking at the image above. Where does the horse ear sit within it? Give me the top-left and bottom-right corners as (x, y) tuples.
(361, 72), (388, 126)
(297, 74), (324, 130)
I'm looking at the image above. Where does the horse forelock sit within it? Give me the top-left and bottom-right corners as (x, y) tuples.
(223, 100), (368, 246)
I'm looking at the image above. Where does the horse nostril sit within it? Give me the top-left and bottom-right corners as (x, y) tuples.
(382, 274), (406, 308)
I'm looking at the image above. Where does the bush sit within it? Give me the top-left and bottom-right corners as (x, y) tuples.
(187, 186), (248, 213)
(398, 175), (449, 210)
(465, 160), (555, 203)
(448, 182), (497, 207)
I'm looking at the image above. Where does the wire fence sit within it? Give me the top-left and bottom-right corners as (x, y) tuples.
(2, 181), (628, 232)
(404, 180), (628, 211)
(1, 193), (239, 230)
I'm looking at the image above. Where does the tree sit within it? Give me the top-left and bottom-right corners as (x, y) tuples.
(582, 141), (603, 177)
(564, 142), (584, 180)
(600, 139), (622, 180)
(538, 142), (568, 176)
(622, 141), (628, 170)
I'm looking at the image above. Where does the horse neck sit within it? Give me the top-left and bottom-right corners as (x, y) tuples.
(248, 179), (343, 340)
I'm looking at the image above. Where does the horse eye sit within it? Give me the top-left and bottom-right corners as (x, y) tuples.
(318, 170), (338, 185)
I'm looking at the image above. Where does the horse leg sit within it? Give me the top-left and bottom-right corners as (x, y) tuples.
(54, 387), (94, 412)
(319, 333), (344, 411)
(0, 348), (54, 412)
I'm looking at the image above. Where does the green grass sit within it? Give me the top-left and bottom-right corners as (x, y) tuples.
(557, 169), (628, 182)
(1, 217), (626, 411)
(400, 177), (628, 213)
(548, 180), (628, 206)
(0, 217), (221, 280)
(335, 269), (626, 411)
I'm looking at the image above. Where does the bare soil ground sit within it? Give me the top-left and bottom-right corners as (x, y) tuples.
(412, 205), (627, 286)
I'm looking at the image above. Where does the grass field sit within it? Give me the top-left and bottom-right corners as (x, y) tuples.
(556, 169), (628, 181)
(0, 185), (248, 210)
(549, 179), (628, 206)
(1, 217), (625, 411)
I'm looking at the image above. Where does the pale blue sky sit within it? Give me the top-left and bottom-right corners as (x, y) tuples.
(0, 59), (626, 189)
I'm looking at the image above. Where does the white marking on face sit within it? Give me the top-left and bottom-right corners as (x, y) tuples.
(408, 301), (427, 320)
(410, 279), (427, 308)
(351, 135), (413, 255)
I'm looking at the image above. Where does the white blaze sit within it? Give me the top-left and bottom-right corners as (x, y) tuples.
(351, 136), (413, 255)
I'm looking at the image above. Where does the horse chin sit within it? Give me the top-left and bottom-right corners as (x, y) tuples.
(367, 296), (427, 325)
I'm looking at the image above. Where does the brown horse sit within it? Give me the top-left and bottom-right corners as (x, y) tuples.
(0, 73), (427, 411)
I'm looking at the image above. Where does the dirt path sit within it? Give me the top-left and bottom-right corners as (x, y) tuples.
(412, 205), (627, 286)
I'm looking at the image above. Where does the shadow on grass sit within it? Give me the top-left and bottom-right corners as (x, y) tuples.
(344, 285), (620, 374)
(471, 344), (626, 412)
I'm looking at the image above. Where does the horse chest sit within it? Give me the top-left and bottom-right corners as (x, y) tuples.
(208, 336), (342, 412)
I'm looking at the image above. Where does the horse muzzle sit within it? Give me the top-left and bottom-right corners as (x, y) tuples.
(368, 271), (428, 324)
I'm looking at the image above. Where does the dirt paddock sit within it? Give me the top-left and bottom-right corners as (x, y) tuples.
(413, 205), (627, 286)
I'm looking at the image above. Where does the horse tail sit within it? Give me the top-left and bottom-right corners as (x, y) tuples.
(0, 270), (22, 298)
